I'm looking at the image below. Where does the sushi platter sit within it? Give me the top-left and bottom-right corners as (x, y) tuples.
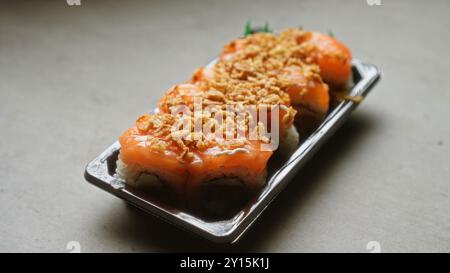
(84, 28), (381, 243)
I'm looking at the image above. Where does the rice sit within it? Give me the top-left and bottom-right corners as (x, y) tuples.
(115, 159), (163, 189)
(279, 125), (300, 156)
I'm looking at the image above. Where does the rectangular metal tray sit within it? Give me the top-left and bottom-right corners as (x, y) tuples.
(84, 59), (380, 243)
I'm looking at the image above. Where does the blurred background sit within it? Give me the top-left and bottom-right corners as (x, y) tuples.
(1, 0), (449, 252)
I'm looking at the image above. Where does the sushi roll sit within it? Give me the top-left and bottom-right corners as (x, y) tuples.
(299, 31), (353, 87)
(157, 83), (206, 114)
(158, 83), (299, 154)
(115, 27), (355, 215)
(211, 29), (353, 122)
(116, 114), (188, 194)
(116, 111), (274, 192)
(278, 65), (330, 116)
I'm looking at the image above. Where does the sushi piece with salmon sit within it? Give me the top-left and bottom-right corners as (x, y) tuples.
(158, 83), (299, 152)
(115, 112), (275, 214)
(116, 114), (188, 194)
(208, 29), (353, 123)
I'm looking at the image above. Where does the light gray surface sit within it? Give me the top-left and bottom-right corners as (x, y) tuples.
(1, 0), (449, 253)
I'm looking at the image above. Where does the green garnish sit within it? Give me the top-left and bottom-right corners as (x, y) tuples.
(244, 21), (252, 37)
(262, 22), (272, 33)
(328, 29), (335, 38)
(244, 21), (272, 37)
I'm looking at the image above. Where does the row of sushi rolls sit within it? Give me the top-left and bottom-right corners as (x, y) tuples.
(115, 27), (353, 213)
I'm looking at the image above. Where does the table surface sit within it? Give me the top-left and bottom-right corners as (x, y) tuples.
(1, 0), (449, 253)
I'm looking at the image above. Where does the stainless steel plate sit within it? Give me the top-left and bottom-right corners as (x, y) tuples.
(84, 59), (380, 243)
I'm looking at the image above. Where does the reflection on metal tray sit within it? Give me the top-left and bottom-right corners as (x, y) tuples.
(84, 59), (380, 243)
